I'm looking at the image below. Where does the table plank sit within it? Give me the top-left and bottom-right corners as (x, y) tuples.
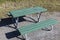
(9, 6), (47, 18)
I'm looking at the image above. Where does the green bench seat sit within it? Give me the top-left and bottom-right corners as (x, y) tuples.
(9, 6), (47, 18)
(18, 19), (58, 35)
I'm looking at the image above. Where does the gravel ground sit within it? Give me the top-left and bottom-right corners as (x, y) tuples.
(0, 12), (60, 40)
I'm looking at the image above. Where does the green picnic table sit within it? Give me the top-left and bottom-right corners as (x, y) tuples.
(8, 6), (58, 40)
(8, 6), (47, 28)
(9, 6), (47, 28)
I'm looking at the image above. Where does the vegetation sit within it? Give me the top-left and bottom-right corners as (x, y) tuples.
(0, 0), (60, 19)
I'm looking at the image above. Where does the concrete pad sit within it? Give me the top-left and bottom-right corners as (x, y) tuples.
(0, 12), (60, 40)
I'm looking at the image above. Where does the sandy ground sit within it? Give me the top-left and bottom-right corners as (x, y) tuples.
(0, 12), (60, 40)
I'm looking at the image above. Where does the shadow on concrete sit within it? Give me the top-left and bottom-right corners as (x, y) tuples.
(5, 30), (20, 39)
(5, 30), (25, 40)
(0, 16), (36, 29)
(0, 16), (25, 27)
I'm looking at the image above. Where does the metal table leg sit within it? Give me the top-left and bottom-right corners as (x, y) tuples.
(42, 25), (53, 31)
(25, 34), (30, 40)
(37, 13), (42, 22)
(51, 25), (54, 31)
(15, 17), (19, 29)
(47, 25), (53, 31)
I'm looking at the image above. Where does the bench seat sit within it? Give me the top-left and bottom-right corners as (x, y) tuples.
(18, 19), (58, 35)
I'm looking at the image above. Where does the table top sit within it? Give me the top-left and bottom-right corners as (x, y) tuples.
(9, 6), (47, 18)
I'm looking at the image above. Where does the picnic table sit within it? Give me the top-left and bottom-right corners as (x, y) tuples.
(8, 6), (58, 40)
(8, 6), (47, 29)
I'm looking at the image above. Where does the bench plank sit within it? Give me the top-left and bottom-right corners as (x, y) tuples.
(9, 7), (47, 17)
(18, 19), (58, 35)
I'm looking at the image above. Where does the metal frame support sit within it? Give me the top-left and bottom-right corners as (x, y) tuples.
(15, 17), (19, 29)
(49, 25), (53, 31)
(12, 17), (19, 29)
(20, 34), (30, 40)
(37, 12), (42, 22)
(25, 34), (30, 40)
(47, 25), (54, 31)
(21, 35), (25, 40)
(42, 25), (54, 31)
(51, 25), (54, 31)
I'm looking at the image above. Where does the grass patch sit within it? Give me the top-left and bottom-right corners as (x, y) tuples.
(0, 0), (60, 19)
